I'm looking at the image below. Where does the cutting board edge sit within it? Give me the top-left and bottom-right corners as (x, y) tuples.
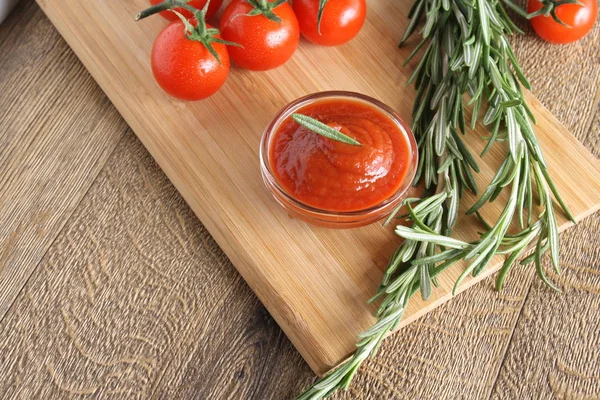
(33, 0), (331, 374)
(36, 0), (600, 377)
(325, 197), (600, 375)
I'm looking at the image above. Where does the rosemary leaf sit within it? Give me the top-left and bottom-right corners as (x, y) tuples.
(291, 113), (361, 146)
(298, 0), (575, 397)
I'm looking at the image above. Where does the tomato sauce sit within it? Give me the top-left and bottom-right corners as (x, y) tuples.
(270, 99), (413, 212)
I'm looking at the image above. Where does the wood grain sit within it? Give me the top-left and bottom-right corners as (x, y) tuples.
(1, 1), (600, 400)
(0, 0), (125, 320)
(329, 18), (600, 400)
(491, 215), (600, 400)
(0, 130), (314, 399)
(35, 0), (600, 374)
(490, 30), (600, 398)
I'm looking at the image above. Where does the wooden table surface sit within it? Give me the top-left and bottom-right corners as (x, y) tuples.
(0, 1), (599, 398)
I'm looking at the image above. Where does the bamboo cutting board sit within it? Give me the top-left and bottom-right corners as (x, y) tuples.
(38, 0), (600, 375)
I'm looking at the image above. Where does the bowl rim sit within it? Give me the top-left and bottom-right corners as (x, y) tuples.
(259, 90), (419, 221)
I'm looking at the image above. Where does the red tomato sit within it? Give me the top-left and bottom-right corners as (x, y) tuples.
(149, 0), (223, 21)
(528, 0), (597, 44)
(293, 0), (366, 46)
(151, 20), (230, 100)
(220, 0), (299, 71)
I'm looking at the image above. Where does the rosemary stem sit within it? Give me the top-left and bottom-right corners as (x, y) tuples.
(296, 0), (571, 398)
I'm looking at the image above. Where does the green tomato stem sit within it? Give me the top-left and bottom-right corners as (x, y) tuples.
(135, 0), (198, 21)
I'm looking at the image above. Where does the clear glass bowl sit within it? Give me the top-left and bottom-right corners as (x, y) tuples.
(259, 91), (418, 228)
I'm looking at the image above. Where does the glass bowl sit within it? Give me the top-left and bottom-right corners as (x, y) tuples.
(259, 91), (418, 228)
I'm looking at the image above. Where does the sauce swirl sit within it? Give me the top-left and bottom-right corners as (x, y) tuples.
(270, 99), (412, 212)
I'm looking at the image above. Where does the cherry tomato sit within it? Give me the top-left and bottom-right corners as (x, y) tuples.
(220, 0), (299, 71)
(151, 20), (230, 100)
(528, 0), (597, 44)
(293, 0), (366, 46)
(149, 0), (223, 22)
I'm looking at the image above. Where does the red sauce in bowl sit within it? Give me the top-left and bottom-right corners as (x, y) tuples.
(269, 99), (413, 212)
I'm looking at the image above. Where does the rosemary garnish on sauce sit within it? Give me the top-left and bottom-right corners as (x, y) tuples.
(292, 113), (362, 146)
(298, 0), (574, 398)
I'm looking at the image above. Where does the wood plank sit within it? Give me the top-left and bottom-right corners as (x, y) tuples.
(0, 0), (125, 320)
(0, 5), (311, 399)
(0, 131), (313, 399)
(489, 22), (600, 400)
(36, 0), (600, 374)
(490, 214), (600, 399)
(0, 5), (598, 399)
(157, 16), (600, 400)
(491, 95), (600, 400)
(332, 21), (600, 399)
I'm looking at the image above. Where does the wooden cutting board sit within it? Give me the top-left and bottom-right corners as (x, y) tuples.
(38, 0), (600, 375)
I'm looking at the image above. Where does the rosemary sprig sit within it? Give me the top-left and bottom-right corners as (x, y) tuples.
(395, 0), (574, 294)
(297, 0), (574, 398)
(292, 113), (362, 146)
